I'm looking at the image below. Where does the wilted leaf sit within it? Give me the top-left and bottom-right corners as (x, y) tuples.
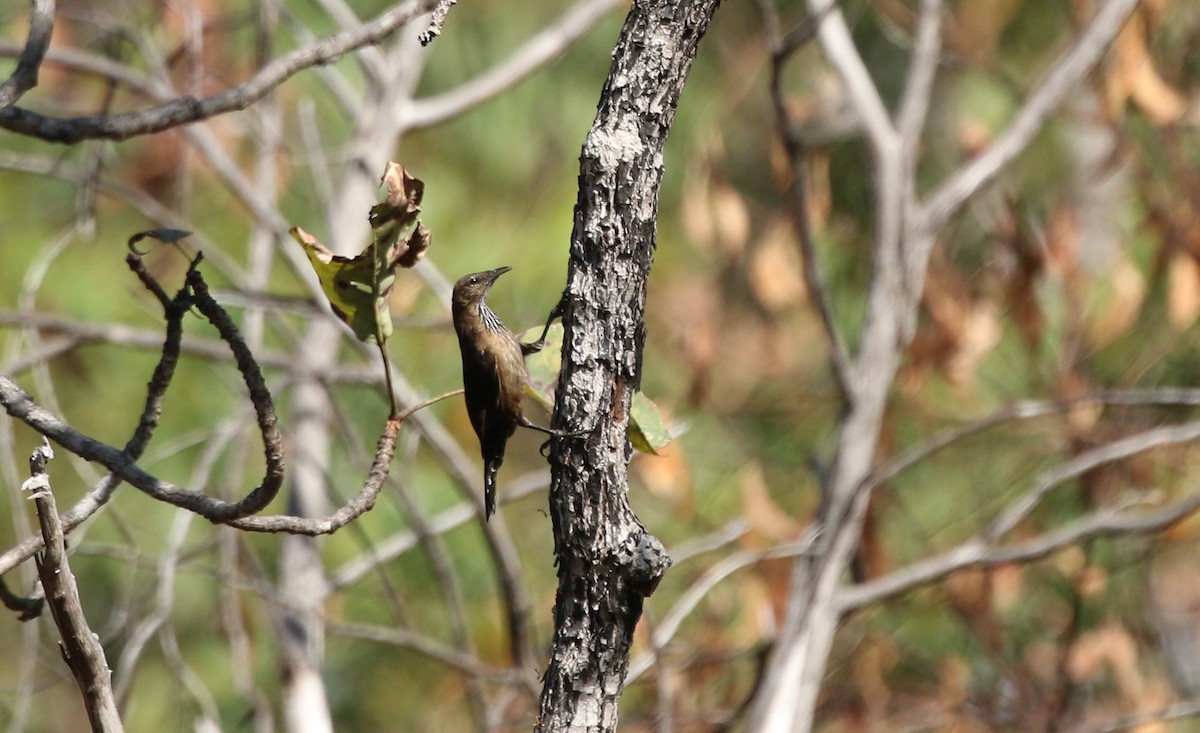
(293, 163), (428, 344)
(292, 226), (389, 342)
(944, 568), (989, 619)
(990, 563), (1024, 613)
(522, 322), (674, 454)
(910, 246), (1000, 388)
(851, 635), (898, 718)
(369, 162), (429, 268)
(939, 656), (972, 708)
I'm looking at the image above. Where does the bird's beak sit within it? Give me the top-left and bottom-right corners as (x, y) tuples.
(483, 266), (512, 287)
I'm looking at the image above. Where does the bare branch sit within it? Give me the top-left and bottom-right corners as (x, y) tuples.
(0, 0), (55, 110)
(626, 532), (818, 683)
(866, 389), (1200, 492)
(757, 0), (852, 398)
(326, 469), (551, 589)
(24, 438), (125, 732)
(0, 0), (431, 143)
(0, 575), (42, 620)
(988, 419), (1200, 541)
(0, 310), (384, 384)
(226, 394), (463, 534)
(329, 620), (520, 682)
(895, 0), (942, 154)
(0, 476), (121, 578)
(407, 0), (624, 129)
(838, 493), (1200, 613)
(920, 0), (1139, 231)
(417, 0), (459, 46)
(0, 259), (285, 524)
(805, 0), (898, 156)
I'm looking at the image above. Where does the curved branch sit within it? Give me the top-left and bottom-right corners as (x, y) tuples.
(227, 392), (459, 534)
(0, 259), (284, 523)
(0, 0), (55, 110)
(227, 418), (399, 534)
(0, 0), (431, 143)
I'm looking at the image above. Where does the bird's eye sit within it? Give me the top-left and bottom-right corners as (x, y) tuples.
(470, 277), (479, 284)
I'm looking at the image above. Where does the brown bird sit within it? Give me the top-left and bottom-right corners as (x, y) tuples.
(452, 267), (558, 519)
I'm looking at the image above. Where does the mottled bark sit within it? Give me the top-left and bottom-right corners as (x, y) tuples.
(536, 1), (721, 731)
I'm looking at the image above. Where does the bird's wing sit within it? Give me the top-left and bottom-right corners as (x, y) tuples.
(461, 347), (499, 438)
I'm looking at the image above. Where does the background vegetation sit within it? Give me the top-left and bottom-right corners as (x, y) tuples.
(3, 0), (1200, 730)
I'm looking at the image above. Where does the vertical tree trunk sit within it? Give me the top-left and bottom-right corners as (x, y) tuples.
(536, 1), (721, 730)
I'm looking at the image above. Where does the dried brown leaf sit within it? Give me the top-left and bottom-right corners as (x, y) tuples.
(740, 463), (801, 543)
(1107, 11), (1186, 125)
(1167, 251), (1200, 329)
(1088, 255), (1146, 346)
(947, 0), (1020, 64)
(748, 219), (806, 312)
(712, 181), (751, 256)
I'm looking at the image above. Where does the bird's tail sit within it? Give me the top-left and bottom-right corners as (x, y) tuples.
(484, 459), (501, 519)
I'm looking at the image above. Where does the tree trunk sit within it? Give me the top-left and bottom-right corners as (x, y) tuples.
(535, 0), (721, 730)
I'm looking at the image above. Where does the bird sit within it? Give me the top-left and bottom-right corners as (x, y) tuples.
(452, 267), (559, 519)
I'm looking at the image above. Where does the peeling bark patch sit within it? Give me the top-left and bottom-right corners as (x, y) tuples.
(584, 124), (643, 169)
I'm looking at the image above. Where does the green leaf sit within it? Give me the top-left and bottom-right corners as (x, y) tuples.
(521, 322), (673, 454)
(292, 163), (430, 344)
(628, 392), (673, 455)
(522, 322), (564, 411)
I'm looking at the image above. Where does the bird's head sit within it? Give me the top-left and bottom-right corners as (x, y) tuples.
(452, 266), (511, 310)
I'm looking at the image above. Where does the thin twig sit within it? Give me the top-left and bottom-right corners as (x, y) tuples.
(988, 419), (1200, 542)
(329, 621), (520, 682)
(757, 0), (853, 400)
(627, 533), (819, 683)
(866, 390), (1200, 492)
(226, 391), (462, 533)
(838, 493), (1200, 613)
(920, 0), (1140, 230)
(1060, 699), (1200, 733)
(0, 310), (383, 385)
(0, 0), (436, 143)
(407, 0), (624, 128)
